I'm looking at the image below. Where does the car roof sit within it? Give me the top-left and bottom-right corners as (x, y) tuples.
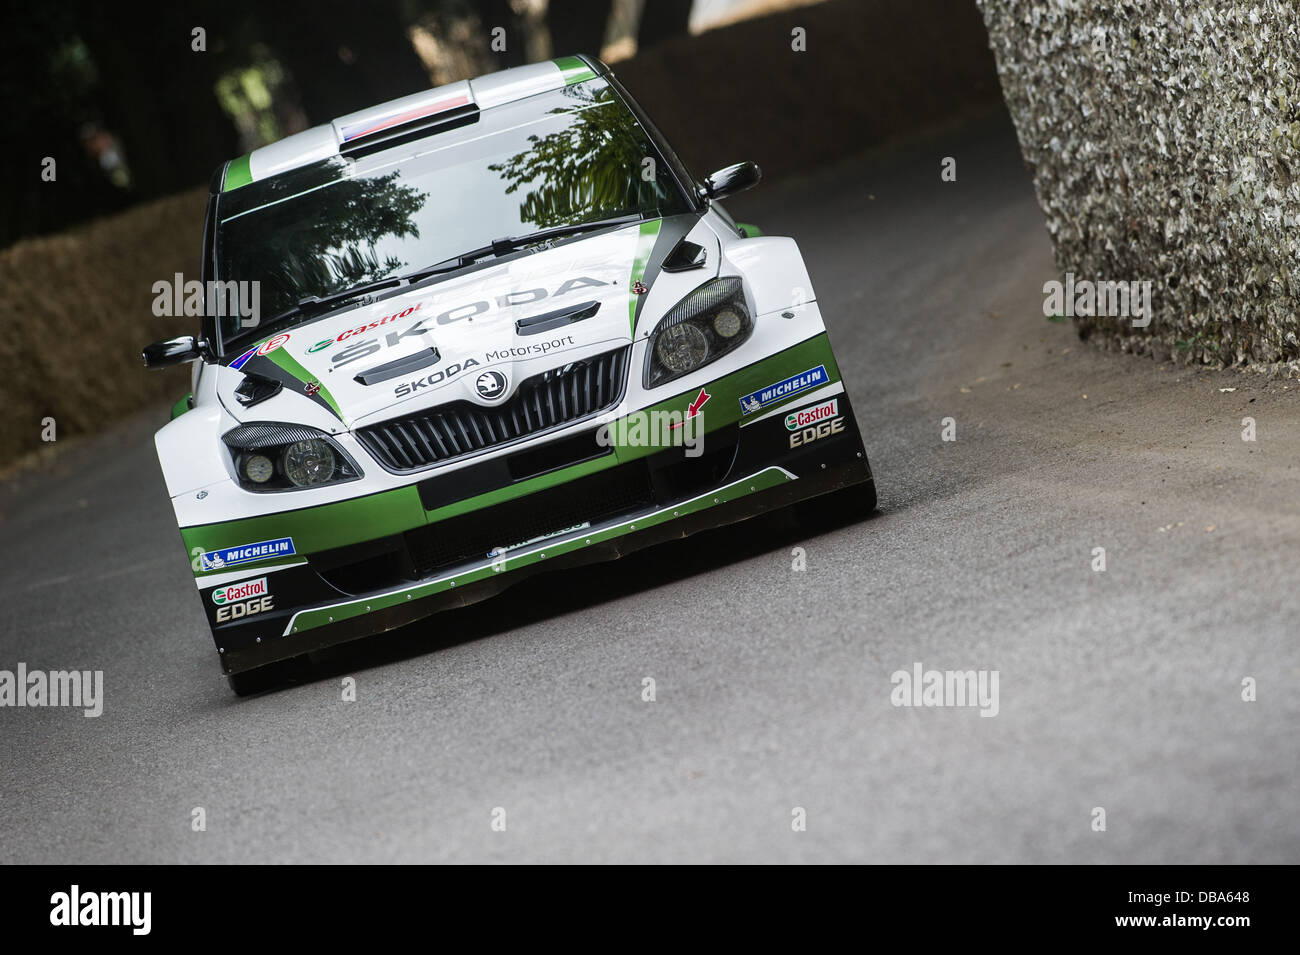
(220, 55), (603, 193)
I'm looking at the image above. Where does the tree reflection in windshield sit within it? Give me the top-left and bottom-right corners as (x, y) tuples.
(222, 170), (427, 320)
(488, 85), (660, 230)
(215, 78), (692, 355)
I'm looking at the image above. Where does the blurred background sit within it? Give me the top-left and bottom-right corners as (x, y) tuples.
(0, 0), (1000, 467)
(6, 3), (1298, 866)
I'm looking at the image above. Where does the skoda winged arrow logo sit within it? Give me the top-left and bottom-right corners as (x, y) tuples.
(475, 370), (508, 399)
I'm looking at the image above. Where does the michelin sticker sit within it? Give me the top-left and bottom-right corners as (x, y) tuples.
(200, 538), (295, 571)
(739, 365), (829, 415)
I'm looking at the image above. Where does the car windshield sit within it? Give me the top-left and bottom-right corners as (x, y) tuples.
(213, 77), (692, 355)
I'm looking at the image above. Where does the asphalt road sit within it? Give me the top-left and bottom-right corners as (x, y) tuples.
(2, 108), (1297, 863)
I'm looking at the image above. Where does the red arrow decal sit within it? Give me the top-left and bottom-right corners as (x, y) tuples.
(670, 388), (711, 428)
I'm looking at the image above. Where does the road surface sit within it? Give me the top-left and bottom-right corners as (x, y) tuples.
(2, 108), (1297, 863)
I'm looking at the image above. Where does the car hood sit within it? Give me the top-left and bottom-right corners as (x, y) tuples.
(216, 220), (705, 430)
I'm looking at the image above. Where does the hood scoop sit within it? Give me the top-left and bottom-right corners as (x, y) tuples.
(234, 370), (283, 408)
(354, 347), (441, 386)
(662, 238), (707, 273)
(515, 300), (600, 336)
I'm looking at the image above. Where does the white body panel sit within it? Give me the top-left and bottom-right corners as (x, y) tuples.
(243, 62), (579, 187)
(157, 204), (826, 528)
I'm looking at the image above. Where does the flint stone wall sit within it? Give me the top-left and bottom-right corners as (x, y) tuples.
(977, 1), (1300, 374)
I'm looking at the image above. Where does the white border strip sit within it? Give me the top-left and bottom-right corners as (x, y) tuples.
(196, 559), (308, 590)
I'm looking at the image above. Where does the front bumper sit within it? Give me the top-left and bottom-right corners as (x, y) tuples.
(183, 334), (874, 674)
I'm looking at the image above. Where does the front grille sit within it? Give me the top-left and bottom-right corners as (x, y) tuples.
(356, 346), (631, 472)
(404, 461), (655, 577)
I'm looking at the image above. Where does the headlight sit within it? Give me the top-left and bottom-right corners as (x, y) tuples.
(644, 277), (753, 388)
(222, 424), (362, 492)
(245, 454), (274, 484)
(655, 323), (709, 374)
(283, 439), (337, 487)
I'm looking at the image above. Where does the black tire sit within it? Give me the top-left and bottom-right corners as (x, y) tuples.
(226, 655), (308, 697)
(795, 477), (877, 530)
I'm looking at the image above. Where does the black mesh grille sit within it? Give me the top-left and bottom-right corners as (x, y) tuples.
(404, 461), (655, 577)
(356, 346), (631, 472)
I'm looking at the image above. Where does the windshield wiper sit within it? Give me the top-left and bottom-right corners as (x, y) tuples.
(407, 213), (643, 281)
(252, 277), (405, 338)
(295, 276), (403, 311)
(236, 214), (643, 349)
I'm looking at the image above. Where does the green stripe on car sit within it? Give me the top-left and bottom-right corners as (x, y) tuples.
(224, 154), (253, 192)
(180, 455), (621, 576)
(267, 348), (344, 420)
(182, 485), (426, 574)
(612, 331), (840, 458)
(424, 452), (619, 524)
(181, 333), (838, 574)
(554, 56), (596, 85)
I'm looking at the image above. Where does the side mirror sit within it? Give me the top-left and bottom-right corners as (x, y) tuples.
(701, 161), (762, 200)
(143, 336), (203, 369)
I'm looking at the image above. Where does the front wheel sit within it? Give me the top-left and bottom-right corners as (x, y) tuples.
(226, 655), (309, 696)
(795, 477), (877, 530)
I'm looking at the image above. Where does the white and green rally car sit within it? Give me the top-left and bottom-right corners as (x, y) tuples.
(144, 55), (876, 694)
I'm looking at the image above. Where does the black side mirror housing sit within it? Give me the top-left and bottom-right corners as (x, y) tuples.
(702, 161), (762, 200)
(143, 336), (203, 369)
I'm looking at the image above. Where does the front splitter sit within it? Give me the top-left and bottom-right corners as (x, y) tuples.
(221, 454), (871, 675)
